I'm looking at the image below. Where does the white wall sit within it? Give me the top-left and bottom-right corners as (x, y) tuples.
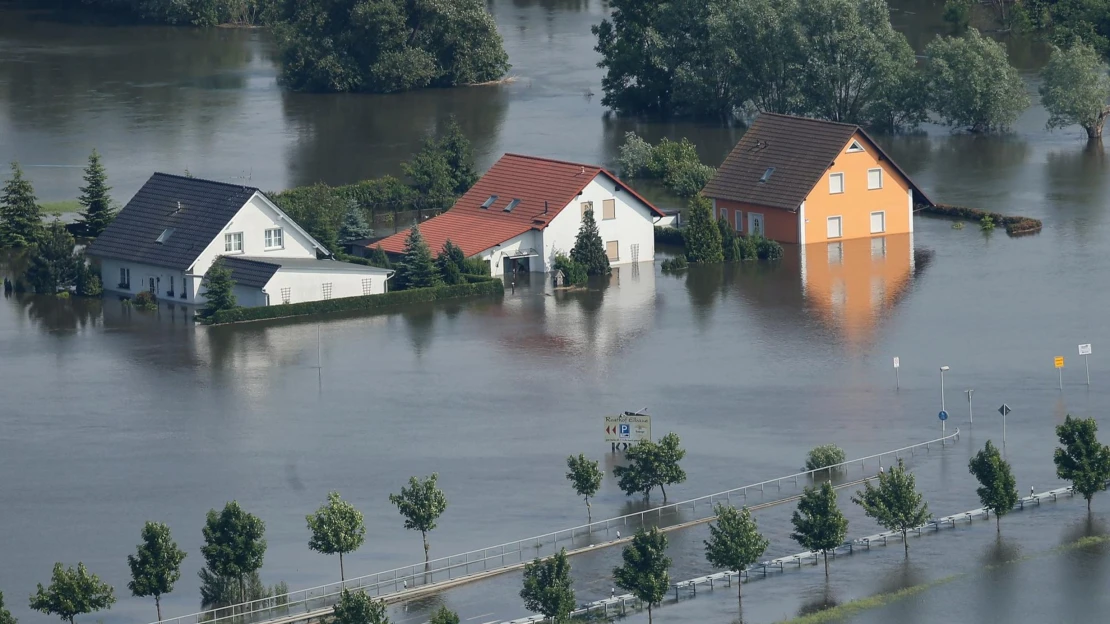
(475, 230), (542, 276)
(540, 175), (658, 272)
(98, 257), (194, 303)
(262, 268), (388, 305)
(191, 193), (319, 278)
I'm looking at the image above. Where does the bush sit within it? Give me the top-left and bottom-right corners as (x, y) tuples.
(660, 256), (688, 272)
(654, 226), (684, 246)
(737, 235), (758, 261)
(979, 214), (995, 231)
(76, 266), (103, 297)
(134, 290), (158, 310)
(663, 158), (716, 198)
(617, 132), (653, 177)
(806, 445), (847, 472)
(683, 196), (723, 263)
(461, 257), (490, 275)
(755, 236), (783, 260)
(553, 253), (588, 286)
(205, 280), (503, 324)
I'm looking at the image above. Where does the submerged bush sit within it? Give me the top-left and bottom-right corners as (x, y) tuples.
(660, 256), (688, 272)
(806, 445), (847, 471)
(618, 133), (715, 197)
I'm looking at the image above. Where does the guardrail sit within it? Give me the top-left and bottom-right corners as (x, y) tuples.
(152, 428), (960, 624)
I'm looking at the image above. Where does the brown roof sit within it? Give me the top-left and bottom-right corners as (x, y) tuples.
(374, 153), (664, 257)
(702, 113), (932, 211)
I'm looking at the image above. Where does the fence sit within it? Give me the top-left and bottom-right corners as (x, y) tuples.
(152, 428), (960, 624)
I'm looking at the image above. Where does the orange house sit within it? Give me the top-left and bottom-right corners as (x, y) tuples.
(701, 113), (932, 245)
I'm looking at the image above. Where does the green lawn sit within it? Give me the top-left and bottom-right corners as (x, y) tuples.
(40, 200), (81, 215)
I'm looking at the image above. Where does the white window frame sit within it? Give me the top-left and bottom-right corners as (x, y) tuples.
(264, 227), (284, 249)
(224, 232), (244, 253)
(870, 211), (886, 234)
(846, 140), (865, 153)
(829, 173), (845, 194)
(119, 267), (130, 289)
(867, 168), (883, 190)
(827, 216), (843, 239)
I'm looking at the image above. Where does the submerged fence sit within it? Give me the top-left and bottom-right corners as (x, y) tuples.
(153, 428), (960, 624)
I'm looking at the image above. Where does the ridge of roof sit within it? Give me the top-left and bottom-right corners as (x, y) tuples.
(501, 153), (604, 170)
(756, 112), (861, 130)
(151, 171), (260, 194)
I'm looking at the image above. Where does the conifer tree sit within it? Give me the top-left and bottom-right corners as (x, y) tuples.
(76, 150), (115, 238)
(0, 162), (41, 248)
(683, 196), (723, 264)
(439, 120), (479, 195)
(24, 220), (80, 293)
(367, 244), (392, 270)
(436, 240), (466, 285)
(338, 204), (373, 246)
(202, 260), (237, 318)
(570, 208), (610, 276)
(399, 226), (440, 289)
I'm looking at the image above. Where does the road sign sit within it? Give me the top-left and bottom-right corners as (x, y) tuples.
(938, 410), (948, 421)
(998, 404), (1011, 416)
(1055, 356), (1065, 368)
(893, 356), (900, 369)
(998, 404), (1011, 445)
(1079, 344), (1092, 356)
(604, 412), (651, 444)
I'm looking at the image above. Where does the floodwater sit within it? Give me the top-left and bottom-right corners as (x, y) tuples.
(2, 1), (1110, 624)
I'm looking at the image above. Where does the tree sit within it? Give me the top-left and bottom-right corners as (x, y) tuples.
(968, 441), (1019, 532)
(389, 473), (448, 563)
(338, 204), (374, 246)
(29, 563), (116, 624)
(332, 589), (389, 624)
(270, 0), (509, 94)
(75, 149), (116, 238)
(24, 221), (80, 294)
(565, 454), (604, 522)
(520, 548), (575, 623)
(851, 458), (931, 554)
(307, 491), (366, 581)
(1040, 43), (1110, 139)
(790, 481), (848, 576)
(1, 591), (16, 624)
(127, 522), (186, 622)
(613, 528), (671, 624)
(613, 432), (687, 501)
(436, 240), (466, 285)
(0, 162), (41, 248)
(570, 209), (611, 276)
(201, 259), (237, 317)
(437, 120), (479, 195)
(704, 505), (769, 607)
(428, 606), (459, 624)
(683, 196), (723, 264)
(75, 266), (103, 297)
(805, 445), (847, 472)
(201, 501), (267, 609)
(367, 244), (392, 270)
(1054, 414), (1110, 511)
(924, 29), (1030, 132)
(398, 226), (440, 290)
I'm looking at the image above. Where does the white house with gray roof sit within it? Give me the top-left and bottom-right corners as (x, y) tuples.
(86, 173), (393, 307)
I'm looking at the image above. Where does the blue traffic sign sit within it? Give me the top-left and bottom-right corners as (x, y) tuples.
(619, 423), (631, 439)
(938, 410), (949, 421)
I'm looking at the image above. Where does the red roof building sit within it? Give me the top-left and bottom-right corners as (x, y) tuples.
(372, 154), (664, 276)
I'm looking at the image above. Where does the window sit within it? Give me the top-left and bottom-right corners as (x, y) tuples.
(870, 211), (886, 234)
(224, 232), (243, 253)
(602, 199), (616, 220)
(265, 228), (284, 249)
(606, 240), (619, 261)
(828, 242), (843, 264)
(362, 278), (372, 295)
(871, 236), (887, 258)
(322, 283), (333, 300)
(503, 198), (521, 213)
(734, 210), (742, 232)
(829, 173), (845, 194)
(480, 195), (498, 209)
(827, 216), (843, 239)
(759, 167), (775, 183)
(155, 228), (174, 244)
(118, 267), (130, 289)
(867, 168), (883, 190)
(281, 287), (291, 304)
(168, 275), (174, 296)
(846, 140), (865, 153)
(580, 201), (594, 217)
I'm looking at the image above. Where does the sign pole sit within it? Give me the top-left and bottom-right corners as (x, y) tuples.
(1085, 355), (1090, 386)
(965, 389), (974, 424)
(1054, 356), (1064, 390)
(893, 356), (900, 390)
(1059, 367), (1063, 391)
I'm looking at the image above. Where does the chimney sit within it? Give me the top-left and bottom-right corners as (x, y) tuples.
(580, 166), (585, 175)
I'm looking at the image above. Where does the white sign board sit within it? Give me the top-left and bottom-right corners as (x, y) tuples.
(604, 413), (652, 444)
(893, 356), (900, 369)
(1079, 344), (1092, 356)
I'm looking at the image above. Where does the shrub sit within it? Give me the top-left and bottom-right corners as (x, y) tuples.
(737, 236), (758, 261)
(660, 256), (688, 272)
(654, 226), (684, 246)
(683, 196), (723, 263)
(617, 132), (653, 177)
(662, 158), (715, 198)
(717, 218), (738, 261)
(979, 214), (995, 231)
(806, 445), (847, 472)
(134, 290), (158, 311)
(553, 253), (588, 286)
(76, 266), (103, 297)
(755, 236), (784, 260)
(461, 257), (489, 275)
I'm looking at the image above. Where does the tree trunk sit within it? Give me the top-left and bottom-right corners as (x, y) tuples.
(156, 595), (162, 622)
(240, 576), (246, 613)
(823, 550), (829, 577)
(1088, 125), (1103, 140)
(903, 530), (909, 555)
(423, 530), (430, 562)
(737, 577), (743, 607)
(647, 604), (653, 624)
(586, 497), (592, 523)
(340, 552), (345, 581)
(1089, 496), (1092, 511)
(996, 514), (1001, 533)
(660, 484), (668, 502)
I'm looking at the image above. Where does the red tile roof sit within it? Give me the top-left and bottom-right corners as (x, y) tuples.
(373, 153), (664, 258)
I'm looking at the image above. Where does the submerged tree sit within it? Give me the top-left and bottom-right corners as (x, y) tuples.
(1040, 43), (1110, 140)
(613, 528), (670, 624)
(201, 259), (237, 317)
(852, 458), (931, 554)
(565, 454), (604, 523)
(201, 501), (267, 609)
(924, 28), (1029, 132)
(613, 433), (687, 501)
(1054, 415), (1110, 511)
(76, 149), (116, 238)
(570, 208), (611, 276)
(24, 221), (80, 294)
(307, 491), (366, 581)
(0, 591), (14, 624)
(389, 473), (448, 563)
(0, 161), (41, 248)
(29, 563), (116, 624)
(791, 481), (848, 576)
(683, 196), (723, 264)
(704, 505), (769, 607)
(127, 522), (186, 622)
(428, 606), (459, 624)
(968, 441), (1019, 532)
(520, 548), (575, 623)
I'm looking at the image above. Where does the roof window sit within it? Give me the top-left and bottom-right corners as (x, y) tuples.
(503, 198), (521, 212)
(846, 140), (865, 153)
(155, 228), (175, 244)
(480, 195), (499, 209)
(759, 167), (775, 183)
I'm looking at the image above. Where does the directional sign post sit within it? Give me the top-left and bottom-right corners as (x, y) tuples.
(965, 389), (974, 424)
(998, 403), (1011, 447)
(1079, 344), (1092, 386)
(893, 356), (900, 390)
(938, 409), (948, 434)
(604, 411), (652, 451)
(1055, 356), (1065, 390)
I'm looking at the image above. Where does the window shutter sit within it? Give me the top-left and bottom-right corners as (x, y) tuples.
(606, 240), (619, 261)
(603, 199), (616, 220)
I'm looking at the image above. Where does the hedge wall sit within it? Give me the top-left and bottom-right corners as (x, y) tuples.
(204, 279), (504, 325)
(923, 204), (1042, 237)
(654, 226), (685, 246)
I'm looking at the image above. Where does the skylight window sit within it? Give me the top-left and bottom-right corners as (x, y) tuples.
(480, 195), (499, 209)
(155, 228), (175, 244)
(504, 198), (521, 212)
(759, 167), (775, 183)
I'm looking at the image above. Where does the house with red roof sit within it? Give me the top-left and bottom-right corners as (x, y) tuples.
(372, 154), (665, 276)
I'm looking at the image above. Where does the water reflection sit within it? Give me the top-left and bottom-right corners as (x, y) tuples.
(1045, 142), (1110, 241)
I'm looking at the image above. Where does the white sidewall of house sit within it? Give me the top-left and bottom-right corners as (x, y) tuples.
(192, 193), (318, 279)
(97, 258), (195, 302)
(262, 268), (388, 305)
(540, 175), (657, 272)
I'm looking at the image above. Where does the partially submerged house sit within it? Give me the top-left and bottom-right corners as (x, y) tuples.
(373, 154), (666, 276)
(702, 113), (932, 245)
(86, 173), (392, 307)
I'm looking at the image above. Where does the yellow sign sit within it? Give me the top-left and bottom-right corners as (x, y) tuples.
(1055, 356), (1065, 369)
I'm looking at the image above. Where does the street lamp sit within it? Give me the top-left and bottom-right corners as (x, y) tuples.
(939, 366), (950, 412)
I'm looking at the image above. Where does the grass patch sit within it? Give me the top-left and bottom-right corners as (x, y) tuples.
(40, 200), (80, 215)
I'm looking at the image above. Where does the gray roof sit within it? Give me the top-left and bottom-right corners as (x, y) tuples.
(219, 257), (281, 289)
(86, 173), (260, 270)
(702, 113), (932, 211)
(238, 256), (393, 274)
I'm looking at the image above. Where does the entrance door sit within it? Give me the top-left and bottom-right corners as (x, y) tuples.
(148, 278), (156, 294)
(748, 213), (765, 237)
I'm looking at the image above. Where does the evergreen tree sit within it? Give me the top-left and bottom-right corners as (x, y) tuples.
(1054, 415), (1110, 511)
(338, 204), (373, 246)
(570, 208), (610, 276)
(436, 240), (466, 285)
(0, 591), (16, 624)
(565, 454), (604, 522)
(790, 481), (848, 576)
(439, 120), (479, 195)
(0, 161), (41, 248)
(367, 245), (392, 270)
(613, 528), (670, 624)
(851, 459), (931, 554)
(201, 259), (237, 318)
(968, 440), (1019, 533)
(520, 548), (575, 623)
(399, 226), (440, 290)
(76, 149), (116, 238)
(24, 221), (80, 293)
(29, 563), (116, 624)
(704, 505), (769, 607)
(75, 266), (103, 297)
(717, 217), (738, 261)
(127, 522), (186, 622)
(683, 196), (723, 263)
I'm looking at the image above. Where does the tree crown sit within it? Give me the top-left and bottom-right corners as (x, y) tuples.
(29, 563), (116, 624)
(307, 491), (367, 557)
(704, 505), (769, 573)
(790, 481), (848, 552)
(851, 458), (931, 534)
(613, 528), (671, 607)
(389, 473), (448, 533)
(200, 501), (267, 580)
(520, 549), (575, 622)
(127, 522), (186, 599)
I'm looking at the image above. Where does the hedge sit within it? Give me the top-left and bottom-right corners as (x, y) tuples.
(923, 204), (1042, 237)
(654, 226), (685, 246)
(204, 280), (504, 325)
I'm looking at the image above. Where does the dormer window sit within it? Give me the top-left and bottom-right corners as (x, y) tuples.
(480, 195), (498, 209)
(155, 228), (175, 244)
(846, 140), (865, 153)
(759, 167), (775, 183)
(503, 198), (521, 212)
